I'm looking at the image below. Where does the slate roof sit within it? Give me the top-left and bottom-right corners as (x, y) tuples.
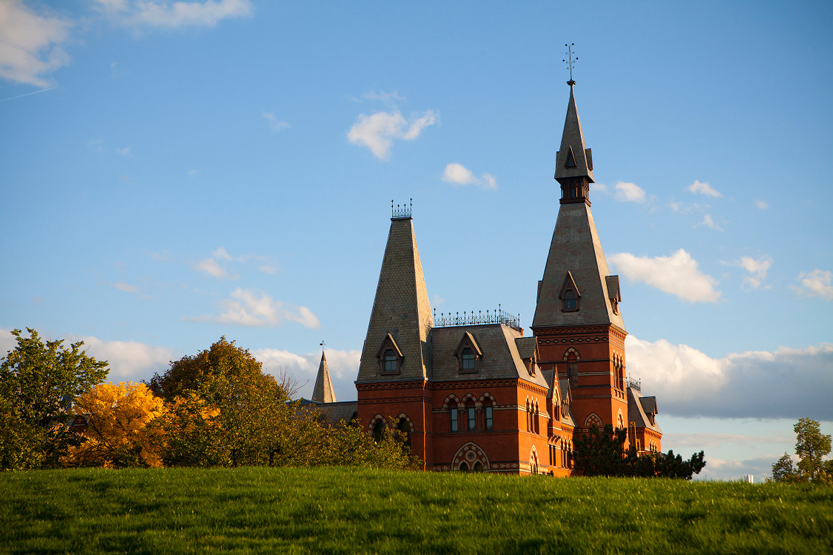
(311, 351), (336, 403)
(628, 387), (662, 433)
(430, 324), (549, 389)
(554, 84), (594, 183)
(299, 399), (358, 426)
(357, 217), (433, 383)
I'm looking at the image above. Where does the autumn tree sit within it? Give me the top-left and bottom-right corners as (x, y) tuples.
(63, 382), (166, 468)
(771, 418), (832, 484)
(0, 328), (108, 470)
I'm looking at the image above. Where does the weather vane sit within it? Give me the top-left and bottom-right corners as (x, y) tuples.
(320, 340), (326, 350)
(563, 43), (577, 86)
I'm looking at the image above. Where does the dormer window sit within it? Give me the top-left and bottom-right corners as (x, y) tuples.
(461, 348), (476, 371)
(455, 332), (482, 374)
(383, 350), (398, 372)
(377, 333), (403, 375)
(564, 290), (577, 310)
(559, 272), (581, 313)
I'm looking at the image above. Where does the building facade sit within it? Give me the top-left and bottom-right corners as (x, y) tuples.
(316, 83), (661, 474)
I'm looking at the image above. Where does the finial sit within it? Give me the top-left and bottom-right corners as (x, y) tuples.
(563, 43), (577, 86)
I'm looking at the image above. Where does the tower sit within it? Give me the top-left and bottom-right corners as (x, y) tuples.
(312, 350), (336, 404)
(532, 80), (630, 439)
(356, 203), (434, 468)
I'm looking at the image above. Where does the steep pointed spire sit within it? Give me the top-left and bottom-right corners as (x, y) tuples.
(554, 83), (594, 205)
(312, 351), (336, 403)
(533, 86), (624, 331)
(357, 207), (433, 383)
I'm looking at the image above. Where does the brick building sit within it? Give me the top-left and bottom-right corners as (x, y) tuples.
(314, 82), (661, 474)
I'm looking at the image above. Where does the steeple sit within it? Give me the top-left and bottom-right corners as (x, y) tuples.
(533, 84), (624, 332)
(554, 82), (594, 205)
(357, 204), (433, 383)
(312, 350), (336, 403)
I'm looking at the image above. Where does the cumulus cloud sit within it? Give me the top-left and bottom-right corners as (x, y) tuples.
(347, 109), (438, 160)
(608, 249), (721, 303)
(254, 347), (360, 400)
(192, 247), (277, 280)
(262, 112), (290, 131)
(686, 180), (722, 198)
(792, 269), (833, 301)
(192, 287), (320, 328)
(732, 255), (772, 289)
(112, 282), (139, 293)
(0, 0), (72, 87)
(754, 200), (769, 210)
(194, 256), (235, 279)
(97, 0), (253, 28)
(0, 328), (174, 383)
(627, 336), (833, 420)
(441, 163), (497, 190)
(614, 182), (647, 203)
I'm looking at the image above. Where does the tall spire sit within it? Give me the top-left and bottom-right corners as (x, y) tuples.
(357, 205), (433, 383)
(533, 83), (624, 331)
(554, 46), (594, 205)
(312, 350), (336, 403)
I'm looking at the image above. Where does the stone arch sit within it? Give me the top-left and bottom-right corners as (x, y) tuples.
(396, 412), (415, 432)
(478, 392), (496, 405)
(367, 413), (388, 434)
(452, 442), (490, 472)
(529, 445), (540, 474)
(442, 394), (461, 410)
(563, 347), (581, 361)
(584, 412), (603, 428)
(460, 392), (478, 407)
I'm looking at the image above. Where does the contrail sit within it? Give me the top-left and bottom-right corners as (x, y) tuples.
(0, 87), (57, 103)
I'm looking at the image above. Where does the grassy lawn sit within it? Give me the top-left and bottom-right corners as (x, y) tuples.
(2, 466), (831, 554)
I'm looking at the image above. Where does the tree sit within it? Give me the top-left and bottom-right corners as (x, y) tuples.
(0, 328), (109, 470)
(771, 418), (832, 484)
(62, 382), (166, 468)
(573, 424), (706, 479)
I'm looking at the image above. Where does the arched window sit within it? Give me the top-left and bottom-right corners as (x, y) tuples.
(372, 419), (385, 443)
(466, 402), (476, 431)
(473, 461), (483, 472)
(397, 417), (412, 448)
(449, 401), (459, 432)
(459, 462), (469, 472)
(484, 402), (494, 431)
(383, 349), (398, 372)
(461, 348), (476, 371)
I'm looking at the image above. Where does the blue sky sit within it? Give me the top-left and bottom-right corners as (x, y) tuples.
(1, 0), (831, 481)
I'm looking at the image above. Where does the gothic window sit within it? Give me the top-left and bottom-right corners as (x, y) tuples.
(484, 403), (494, 431)
(372, 419), (385, 443)
(449, 401), (459, 432)
(459, 462), (469, 472)
(473, 462), (483, 472)
(377, 334), (403, 375)
(461, 348), (476, 371)
(467, 403), (476, 431)
(559, 272), (581, 312)
(397, 417), (412, 448)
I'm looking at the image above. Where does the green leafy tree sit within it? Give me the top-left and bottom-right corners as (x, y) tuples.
(573, 424), (705, 479)
(0, 328), (109, 470)
(772, 418), (832, 484)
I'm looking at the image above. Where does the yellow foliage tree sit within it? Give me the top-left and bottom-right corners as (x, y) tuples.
(63, 382), (166, 468)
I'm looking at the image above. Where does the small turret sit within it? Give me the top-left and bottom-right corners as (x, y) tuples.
(312, 351), (336, 403)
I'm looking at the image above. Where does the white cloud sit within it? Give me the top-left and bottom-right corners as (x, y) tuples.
(347, 109), (438, 160)
(609, 249), (721, 303)
(0, 0), (72, 87)
(258, 264), (276, 274)
(254, 347), (360, 400)
(112, 282), (139, 293)
(614, 181), (646, 203)
(0, 328), (175, 383)
(733, 255), (772, 289)
(686, 180), (722, 198)
(116, 146), (132, 156)
(99, 0), (254, 28)
(212, 246), (232, 261)
(262, 111), (290, 131)
(441, 163), (497, 190)
(194, 256), (234, 279)
(792, 269), (833, 301)
(696, 214), (723, 231)
(627, 336), (833, 420)
(754, 200), (769, 210)
(360, 89), (405, 105)
(193, 287), (320, 329)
